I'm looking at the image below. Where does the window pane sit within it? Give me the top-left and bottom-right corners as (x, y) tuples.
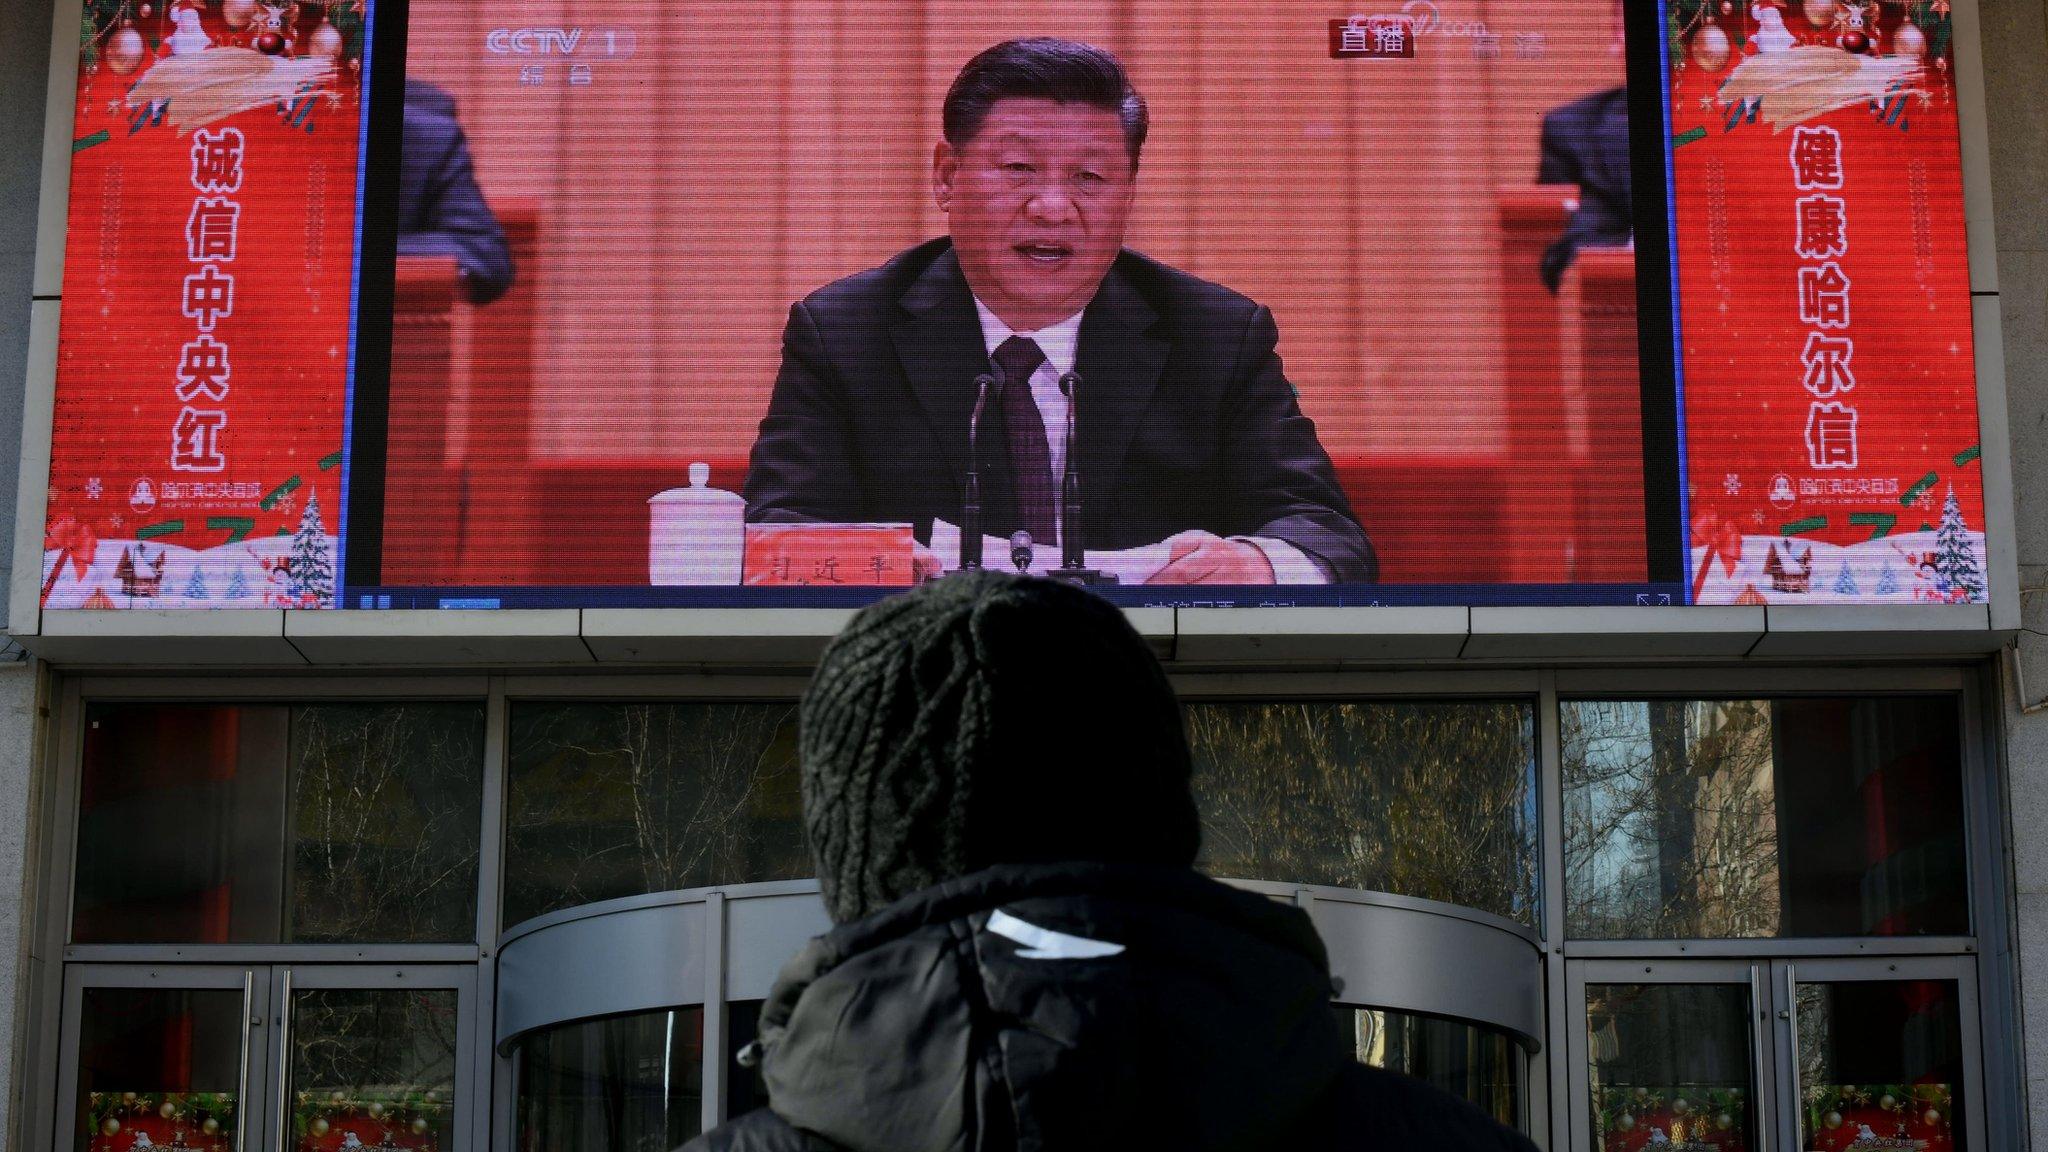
(78, 988), (246, 1150)
(1339, 1007), (1520, 1129)
(504, 703), (809, 926)
(74, 702), (486, 945)
(1562, 698), (1966, 939)
(289, 704), (485, 943)
(1586, 984), (1755, 1152)
(75, 704), (288, 943)
(514, 1008), (704, 1152)
(1187, 701), (1537, 923)
(284, 988), (459, 1151)
(1795, 979), (1963, 1151)
(725, 1001), (767, 1121)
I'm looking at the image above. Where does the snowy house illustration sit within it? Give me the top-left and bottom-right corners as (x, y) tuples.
(1764, 540), (1814, 594)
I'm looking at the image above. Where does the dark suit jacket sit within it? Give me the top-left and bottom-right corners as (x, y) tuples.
(398, 79), (514, 305)
(742, 239), (1376, 582)
(1538, 86), (1632, 293)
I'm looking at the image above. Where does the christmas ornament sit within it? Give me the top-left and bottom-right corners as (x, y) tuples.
(222, 0), (257, 27)
(1721, 0), (1733, 12)
(310, 1116), (330, 1138)
(1692, 23), (1732, 70)
(1824, 1110), (1843, 1129)
(1716, 1113), (1734, 1130)
(1633, 1087), (1649, 1100)
(101, 1118), (120, 1137)
(1893, 20), (1927, 56)
(1924, 1108), (1942, 1126)
(1839, 29), (1869, 51)
(330, 1091), (347, 1105)
(1880, 1094), (1897, 1111)
(1803, 0), (1839, 27)
(308, 19), (343, 59)
(1672, 1098), (1691, 1115)
(366, 1101), (384, 1119)
(254, 29), (283, 53)
(1617, 1113), (1636, 1132)
(159, 1101), (177, 1119)
(411, 1118), (429, 1136)
(139, 3), (151, 16)
(105, 22), (145, 75)
(202, 1118), (220, 1135)
(121, 1093), (137, 1104)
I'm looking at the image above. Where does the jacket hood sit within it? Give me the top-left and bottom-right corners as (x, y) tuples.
(747, 862), (1351, 1152)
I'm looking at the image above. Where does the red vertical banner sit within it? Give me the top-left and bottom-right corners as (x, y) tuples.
(43, 0), (366, 611)
(1669, 0), (1985, 606)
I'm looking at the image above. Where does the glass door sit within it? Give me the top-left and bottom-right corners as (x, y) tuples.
(1568, 960), (1774, 1152)
(1772, 958), (1982, 1152)
(267, 967), (475, 1152)
(57, 966), (270, 1152)
(56, 966), (475, 1152)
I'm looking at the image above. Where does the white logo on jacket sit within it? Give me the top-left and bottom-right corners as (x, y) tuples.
(986, 910), (1126, 959)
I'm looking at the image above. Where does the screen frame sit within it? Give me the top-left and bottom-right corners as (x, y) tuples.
(5, 0), (2020, 642)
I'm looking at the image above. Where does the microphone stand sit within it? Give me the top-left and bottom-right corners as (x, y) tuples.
(959, 373), (998, 571)
(1046, 371), (1118, 586)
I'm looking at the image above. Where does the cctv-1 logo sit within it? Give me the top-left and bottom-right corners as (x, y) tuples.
(484, 26), (636, 57)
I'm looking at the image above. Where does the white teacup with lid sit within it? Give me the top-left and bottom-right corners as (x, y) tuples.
(648, 462), (745, 585)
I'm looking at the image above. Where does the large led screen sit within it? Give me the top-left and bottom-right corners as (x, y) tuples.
(40, 1), (1988, 611)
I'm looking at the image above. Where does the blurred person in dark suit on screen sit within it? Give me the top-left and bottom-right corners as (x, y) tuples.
(399, 78), (513, 305)
(1538, 1), (1633, 292)
(742, 39), (1375, 585)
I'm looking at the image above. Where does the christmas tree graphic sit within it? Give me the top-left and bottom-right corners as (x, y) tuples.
(1831, 563), (1859, 597)
(225, 567), (250, 601)
(1933, 485), (1985, 602)
(183, 565), (209, 602)
(1874, 562), (1900, 597)
(288, 491), (336, 608)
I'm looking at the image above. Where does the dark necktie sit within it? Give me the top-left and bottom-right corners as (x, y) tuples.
(992, 335), (1057, 546)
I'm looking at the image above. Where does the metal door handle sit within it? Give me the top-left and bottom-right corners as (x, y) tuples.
(1749, 965), (1771, 1152)
(237, 971), (254, 1152)
(1784, 964), (1803, 1152)
(276, 969), (294, 1152)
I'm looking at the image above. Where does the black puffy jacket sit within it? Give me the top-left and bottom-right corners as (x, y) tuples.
(683, 862), (1538, 1152)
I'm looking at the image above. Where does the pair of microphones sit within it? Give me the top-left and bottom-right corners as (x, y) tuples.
(959, 367), (1113, 583)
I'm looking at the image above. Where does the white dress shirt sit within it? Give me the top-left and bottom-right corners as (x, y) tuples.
(971, 299), (1329, 584)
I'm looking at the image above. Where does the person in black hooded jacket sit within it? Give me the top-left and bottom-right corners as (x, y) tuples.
(682, 572), (1538, 1152)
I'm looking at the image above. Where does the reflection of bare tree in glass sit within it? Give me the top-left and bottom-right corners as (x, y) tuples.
(290, 705), (486, 943)
(504, 704), (810, 926)
(1186, 702), (1537, 923)
(290, 990), (458, 1144)
(1562, 701), (1780, 939)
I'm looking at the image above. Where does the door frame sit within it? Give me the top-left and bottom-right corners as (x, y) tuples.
(1566, 958), (1779, 1152)
(1767, 955), (1984, 1152)
(53, 963), (478, 1152)
(55, 964), (271, 1152)
(263, 964), (478, 1152)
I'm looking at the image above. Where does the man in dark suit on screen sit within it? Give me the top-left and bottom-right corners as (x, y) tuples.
(1537, 84), (1632, 293)
(742, 38), (1375, 585)
(398, 79), (513, 305)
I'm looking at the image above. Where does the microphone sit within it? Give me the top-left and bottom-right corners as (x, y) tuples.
(1009, 530), (1034, 574)
(960, 373), (999, 571)
(1058, 372), (1084, 570)
(1047, 370), (1117, 585)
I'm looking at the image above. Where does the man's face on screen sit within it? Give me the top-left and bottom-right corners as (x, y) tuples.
(934, 98), (1137, 331)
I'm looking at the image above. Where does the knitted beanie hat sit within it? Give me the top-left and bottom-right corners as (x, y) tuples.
(799, 571), (1201, 922)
